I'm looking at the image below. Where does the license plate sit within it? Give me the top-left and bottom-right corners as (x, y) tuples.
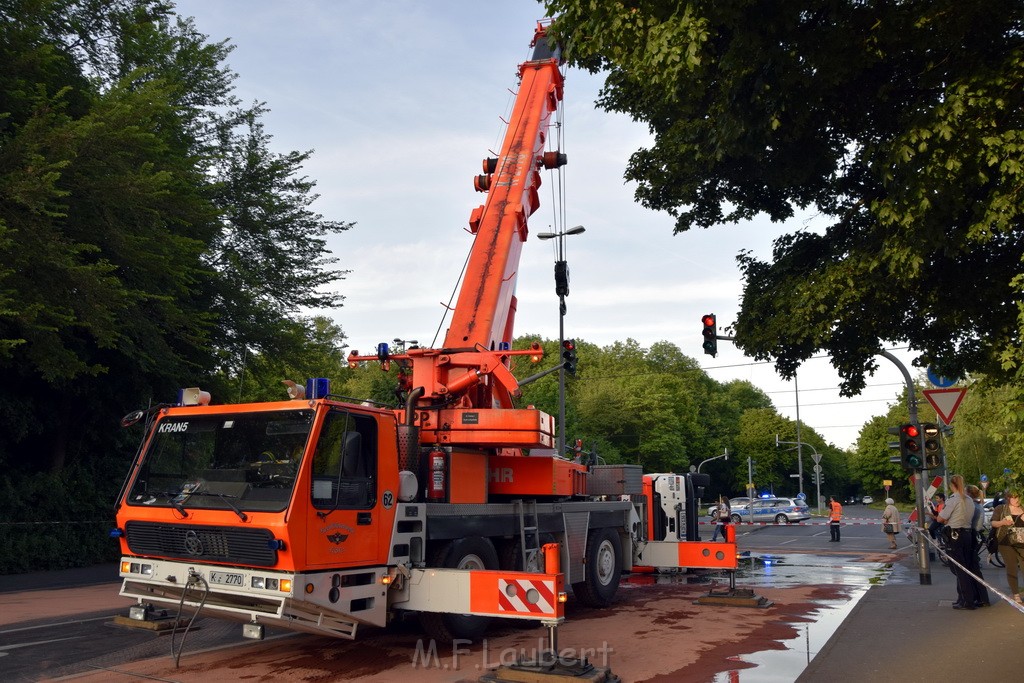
(210, 571), (244, 586)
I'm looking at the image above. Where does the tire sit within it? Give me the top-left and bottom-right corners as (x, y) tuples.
(571, 527), (622, 608)
(710, 509), (720, 521)
(730, 513), (742, 525)
(774, 514), (788, 525)
(419, 537), (499, 643)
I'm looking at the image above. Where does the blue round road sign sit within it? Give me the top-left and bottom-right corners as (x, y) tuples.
(927, 367), (956, 388)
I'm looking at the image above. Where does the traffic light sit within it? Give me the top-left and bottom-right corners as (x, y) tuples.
(702, 314), (717, 357)
(898, 423), (923, 470)
(561, 338), (578, 376)
(922, 423), (942, 469)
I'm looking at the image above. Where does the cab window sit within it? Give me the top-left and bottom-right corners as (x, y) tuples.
(311, 411), (376, 509)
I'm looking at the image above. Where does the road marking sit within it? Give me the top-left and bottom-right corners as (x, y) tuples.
(0, 614), (112, 635)
(0, 635), (83, 657)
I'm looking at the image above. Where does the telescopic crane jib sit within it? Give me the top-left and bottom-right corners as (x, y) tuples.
(347, 20), (567, 454)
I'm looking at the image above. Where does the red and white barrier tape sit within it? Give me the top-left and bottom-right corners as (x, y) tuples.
(699, 519), (897, 526)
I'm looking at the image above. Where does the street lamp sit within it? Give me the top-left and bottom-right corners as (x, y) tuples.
(695, 449), (728, 515)
(537, 225), (586, 456)
(697, 449), (729, 473)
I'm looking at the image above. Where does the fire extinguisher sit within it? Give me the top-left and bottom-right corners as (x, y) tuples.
(427, 449), (446, 501)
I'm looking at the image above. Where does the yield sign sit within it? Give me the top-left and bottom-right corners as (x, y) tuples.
(922, 388), (967, 423)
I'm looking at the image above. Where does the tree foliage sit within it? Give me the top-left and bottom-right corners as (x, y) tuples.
(0, 0), (351, 471)
(546, 0), (1024, 396)
(509, 335), (849, 499)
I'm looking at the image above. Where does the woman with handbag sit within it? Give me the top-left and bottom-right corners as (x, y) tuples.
(990, 488), (1024, 605)
(882, 498), (900, 549)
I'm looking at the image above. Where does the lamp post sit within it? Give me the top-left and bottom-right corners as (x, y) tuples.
(695, 448), (728, 514)
(537, 225), (585, 457)
(697, 448), (729, 473)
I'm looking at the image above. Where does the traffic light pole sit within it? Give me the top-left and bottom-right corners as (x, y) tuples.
(880, 350), (930, 585)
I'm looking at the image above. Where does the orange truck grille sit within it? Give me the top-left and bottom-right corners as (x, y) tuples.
(125, 521), (278, 567)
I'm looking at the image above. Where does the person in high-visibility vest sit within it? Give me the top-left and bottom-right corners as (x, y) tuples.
(828, 496), (843, 542)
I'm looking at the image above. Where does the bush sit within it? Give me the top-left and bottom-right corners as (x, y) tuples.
(0, 464), (122, 574)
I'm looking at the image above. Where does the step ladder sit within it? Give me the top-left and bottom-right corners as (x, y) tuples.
(515, 499), (541, 572)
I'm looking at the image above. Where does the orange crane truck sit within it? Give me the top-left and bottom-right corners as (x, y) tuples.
(112, 21), (737, 646)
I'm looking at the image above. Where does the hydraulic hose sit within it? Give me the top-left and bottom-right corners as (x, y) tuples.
(171, 569), (210, 667)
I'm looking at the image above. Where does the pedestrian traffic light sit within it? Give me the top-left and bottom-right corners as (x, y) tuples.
(922, 423), (942, 470)
(561, 338), (578, 376)
(898, 423), (923, 471)
(702, 314), (717, 357)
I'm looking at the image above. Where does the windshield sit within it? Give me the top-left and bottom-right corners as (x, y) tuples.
(127, 409), (314, 514)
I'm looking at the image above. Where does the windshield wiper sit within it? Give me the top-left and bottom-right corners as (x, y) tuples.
(155, 491), (190, 518)
(197, 492), (248, 522)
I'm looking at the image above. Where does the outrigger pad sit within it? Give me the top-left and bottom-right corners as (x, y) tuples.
(479, 655), (622, 682)
(693, 587), (774, 608)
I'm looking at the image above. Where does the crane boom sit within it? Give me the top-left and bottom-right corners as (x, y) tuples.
(348, 22), (566, 422)
(444, 24), (565, 350)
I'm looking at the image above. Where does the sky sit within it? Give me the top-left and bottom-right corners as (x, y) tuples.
(171, 0), (925, 451)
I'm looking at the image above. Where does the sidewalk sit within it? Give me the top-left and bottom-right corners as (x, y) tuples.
(799, 547), (1023, 681)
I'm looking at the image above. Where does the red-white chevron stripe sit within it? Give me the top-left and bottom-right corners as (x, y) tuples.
(496, 578), (555, 615)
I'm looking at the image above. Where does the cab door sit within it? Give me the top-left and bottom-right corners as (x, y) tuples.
(305, 410), (382, 567)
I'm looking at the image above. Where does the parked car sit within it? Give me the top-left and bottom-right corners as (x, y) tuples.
(861, 495), (874, 505)
(983, 498), (995, 526)
(708, 497), (751, 519)
(730, 497), (811, 524)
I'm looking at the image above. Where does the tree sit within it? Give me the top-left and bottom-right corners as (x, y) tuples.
(0, 1), (350, 470)
(942, 381), (1020, 491)
(545, 1), (1024, 394)
(222, 316), (350, 404)
(851, 416), (913, 503)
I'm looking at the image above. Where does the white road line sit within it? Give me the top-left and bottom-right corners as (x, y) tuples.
(0, 635), (83, 656)
(0, 614), (113, 634)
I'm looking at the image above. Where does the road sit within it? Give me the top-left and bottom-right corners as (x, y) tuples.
(0, 514), (902, 682)
(728, 510), (901, 554)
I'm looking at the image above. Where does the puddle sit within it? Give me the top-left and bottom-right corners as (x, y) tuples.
(653, 552), (891, 682)
(711, 591), (868, 682)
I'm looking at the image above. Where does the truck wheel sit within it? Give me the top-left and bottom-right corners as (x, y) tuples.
(419, 537), (499, 643)
(571, 527), (621, 608)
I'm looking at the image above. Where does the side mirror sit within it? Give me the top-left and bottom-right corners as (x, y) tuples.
(120, 410), (145, 428)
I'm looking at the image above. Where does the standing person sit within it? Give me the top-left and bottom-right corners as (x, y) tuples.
(882, 498), (900, 549)
(990, 488), (1024, 605)
(828, 496), (843, 542)
(965, 484), (990, 607)
(936, 474), (980, 609)
(711, 496), (732, 542)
